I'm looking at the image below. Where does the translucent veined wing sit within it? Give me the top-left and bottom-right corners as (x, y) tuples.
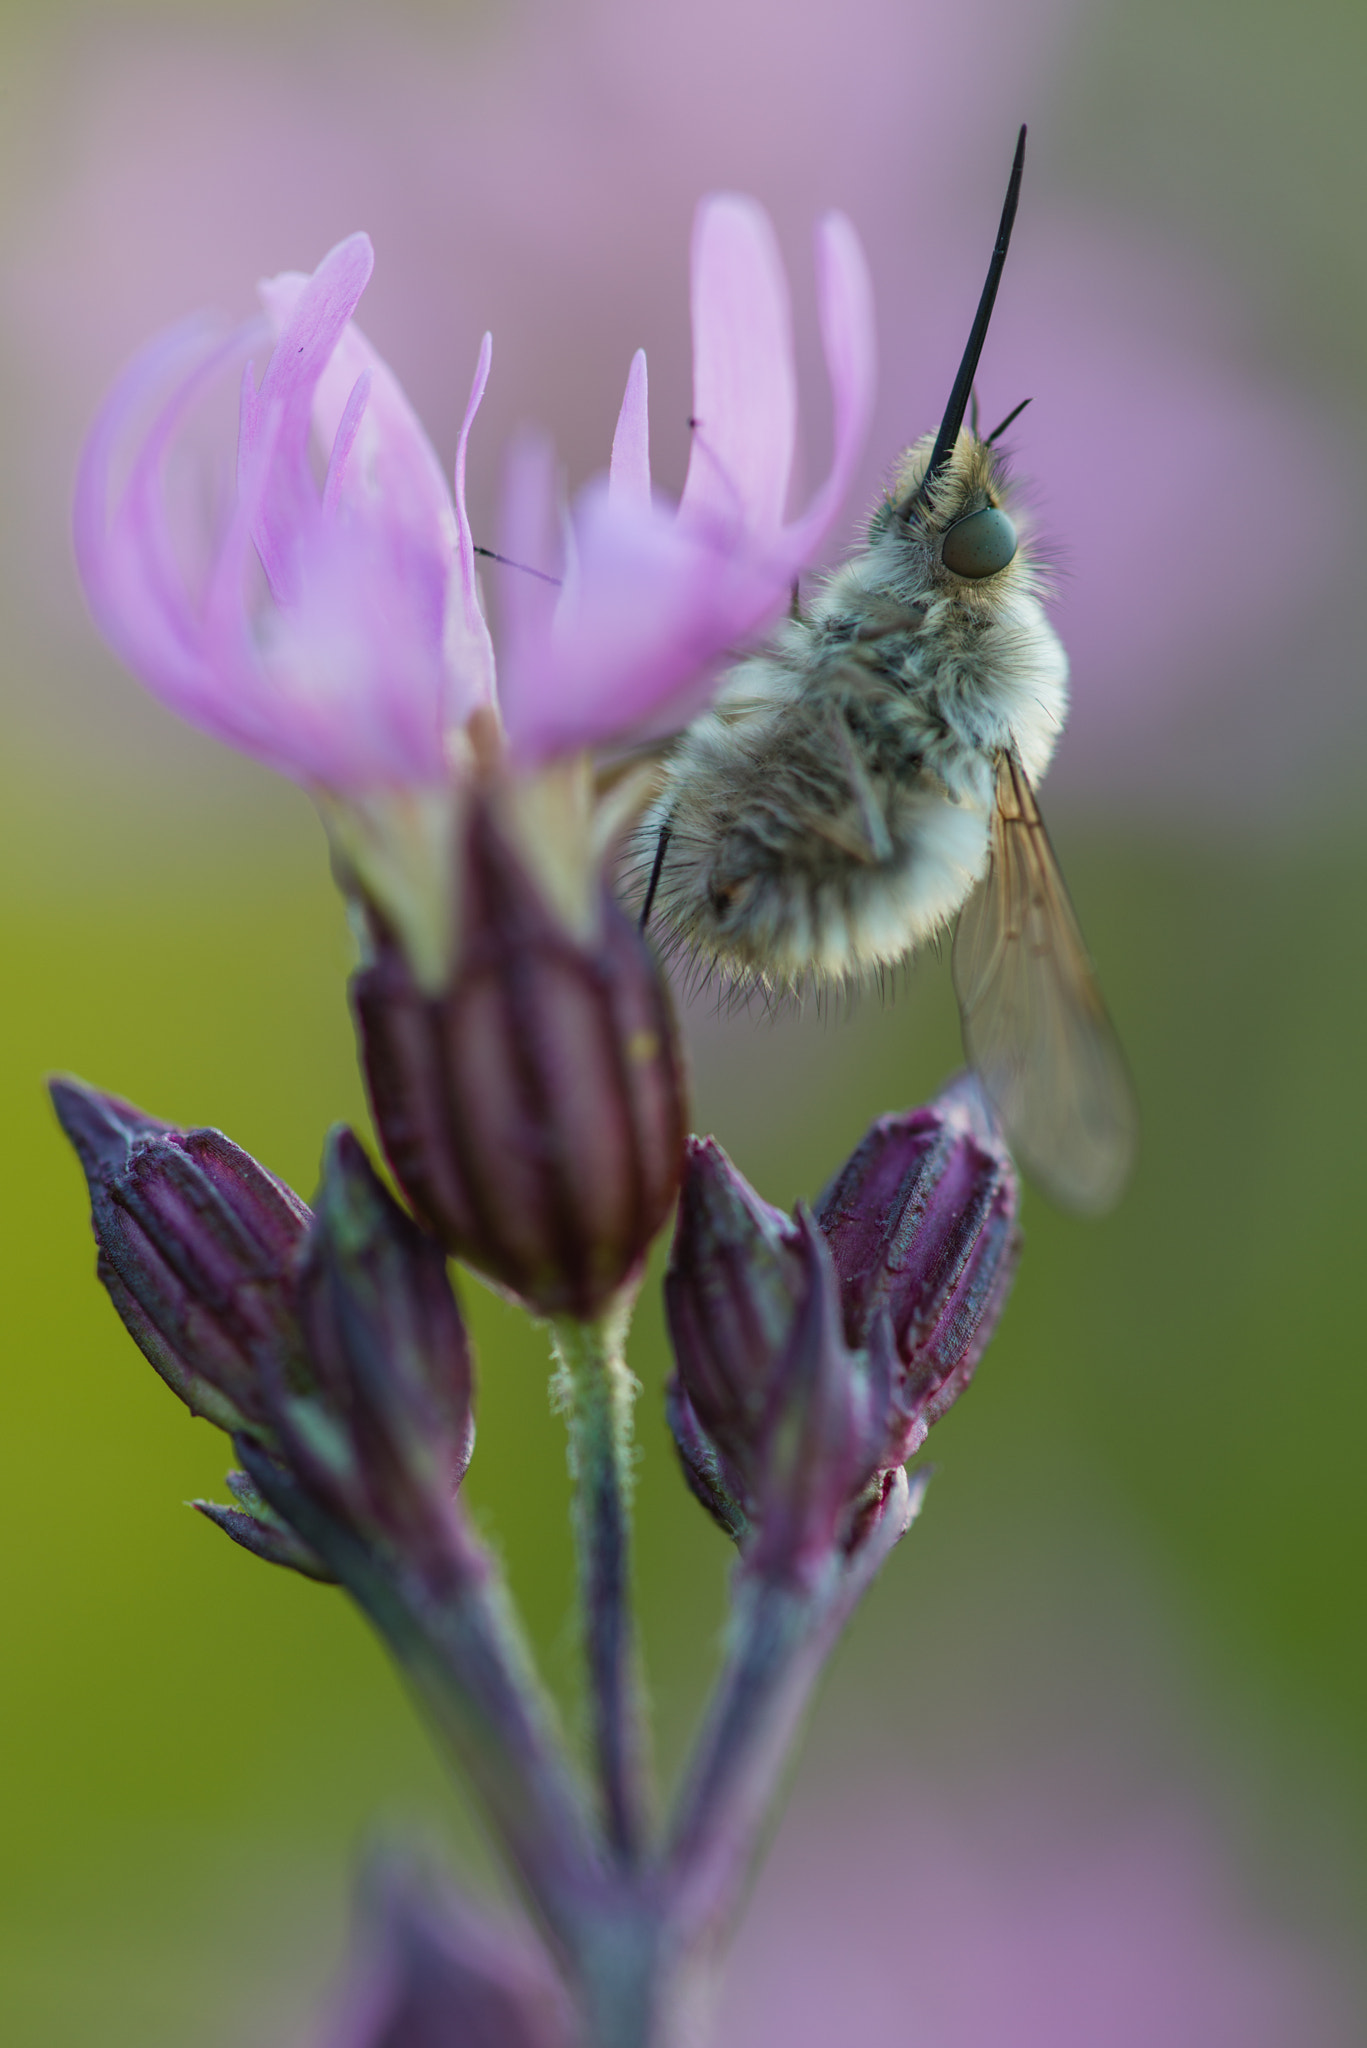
(952, 750), (1137, 1213)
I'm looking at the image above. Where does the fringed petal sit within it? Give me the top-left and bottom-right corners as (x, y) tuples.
(680, 194), (796, 540)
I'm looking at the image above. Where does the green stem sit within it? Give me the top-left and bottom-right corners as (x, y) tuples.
(664, 1469), (923, 1950)
(552, 1295), (651, 1865)
(238, 1445), (603, 1960)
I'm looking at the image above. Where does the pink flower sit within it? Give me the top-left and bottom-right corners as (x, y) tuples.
(73, 202), (874, 982)
(75, 231), (493, 796)
(75, 201), (874, 792)
(495, 197), (876, 763)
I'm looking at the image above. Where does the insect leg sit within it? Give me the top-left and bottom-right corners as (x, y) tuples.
(472, 544), (562, 588)
(639, 818), (673, 932)
(827, 711), (893, 862)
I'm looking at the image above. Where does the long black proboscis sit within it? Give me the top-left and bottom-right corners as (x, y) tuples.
(906, 124), (1027, 512)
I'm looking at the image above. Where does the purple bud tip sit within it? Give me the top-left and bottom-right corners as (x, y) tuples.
(315, 1124), (395, 1252)
(50, 1075), (312, 1440)
(747, 1210), (887, 1578)
(815, 1069), (1020, 1458)
(48, 1076), (172, 1179)
(665, 1135), (806, 1442)
(289, 1123), (476, 1562)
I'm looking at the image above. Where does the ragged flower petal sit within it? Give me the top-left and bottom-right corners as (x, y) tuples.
(76, 233), (493, 797)
(493, 196), (878, 766)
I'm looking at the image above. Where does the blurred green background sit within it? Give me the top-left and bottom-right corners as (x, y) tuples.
(2, 0), (1366, 2041)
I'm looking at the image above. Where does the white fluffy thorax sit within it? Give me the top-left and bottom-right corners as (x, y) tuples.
(807, 531), (1069, 800)
(634, 434), (1073, 989)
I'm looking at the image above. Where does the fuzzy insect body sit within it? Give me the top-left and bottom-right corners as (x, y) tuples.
(642, 430), (1066, 988)
(636, 128), (1136, 1214)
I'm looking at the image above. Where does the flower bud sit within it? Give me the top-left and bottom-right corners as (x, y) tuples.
(50, 1076), (311, 1439)
(353, 795), (687, 1320)
(53, 1079), (478, 1577)
(664, 1138), (885, 1567)
(744, 1213), (888, 1579)
(663, 1376), (749, 1543)
(664, 1076), (1021, 1552)
(814, 1071), (1020, 1462)
(281, 1127), (475, 1566)
(663, 1134), (806, 1477)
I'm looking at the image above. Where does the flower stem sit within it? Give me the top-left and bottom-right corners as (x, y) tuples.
(664, 1469), (923, 1946)
(552, 1296), (651, 1865)
(237, 1444), (602, 1959)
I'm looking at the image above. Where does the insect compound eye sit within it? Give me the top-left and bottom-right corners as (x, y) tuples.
(941, 505), (1018, 579)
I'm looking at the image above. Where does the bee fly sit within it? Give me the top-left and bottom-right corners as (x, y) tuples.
(635, 126), (1137, 1213)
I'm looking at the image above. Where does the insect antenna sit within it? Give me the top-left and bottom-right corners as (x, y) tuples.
(900, 123), (1027, 516)
(638, 820), (672, 932)
(985, 396), (1032, 444)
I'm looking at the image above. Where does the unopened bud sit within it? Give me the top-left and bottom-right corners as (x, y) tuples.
(663, 1135), (806, 1476)
(50, 1077), (310, 1439)
(664, 1077), (1021, 1552)
(745, 1213), (887, 1578)
(282, 1128), (475, 1565)
(665, 1141), (884, 1566)
(354, 796), (687, 1319)
(815, 1071), (1020, 1461)
(53, 1080), (479, 1576)
(663, 1376), (749, 1542)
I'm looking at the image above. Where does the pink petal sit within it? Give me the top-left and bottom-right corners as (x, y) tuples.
(679, 194), (796, 540)
(74, 315), (261, 709)
(322, 370), (373, 513)
(448, 332), (496, 723)
(780, 209), (877, 567)
(74, 244), (469, 795)
(502, 481), (775, 764)
(248, 232), (375, 599)
(260, 257), (460, 574)
(609, 349), (651, 515)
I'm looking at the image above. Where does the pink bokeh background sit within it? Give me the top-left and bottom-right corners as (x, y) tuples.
(719, 1775), (1357, 2048)
(4, 0), (1358, 814)
(3, 5), (1364, 2043)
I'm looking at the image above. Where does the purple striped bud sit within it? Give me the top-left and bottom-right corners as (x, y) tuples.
(663, 1376), (749, 1543)
(280, 1127), (475, 1569)
(814, 1072), (1020, 1462)
(663, 1135), (806, 1481)
(743, 1213), (890, 1578)
(53, 1080), (477, 1577)
(664, 1141), (887, 1566)
(353, 796), (687, 1320)
(664, 1075), (1020, 1551)
(50, 1077), (311, 1440)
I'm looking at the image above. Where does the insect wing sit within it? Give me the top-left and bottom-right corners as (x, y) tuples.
(952, 752), (1137, 1213)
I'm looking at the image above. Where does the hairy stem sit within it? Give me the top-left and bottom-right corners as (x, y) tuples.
(664, 1470), (922, 1947)
(552, 1296), (652, 1865)
(238, 1445), (602, 1959)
